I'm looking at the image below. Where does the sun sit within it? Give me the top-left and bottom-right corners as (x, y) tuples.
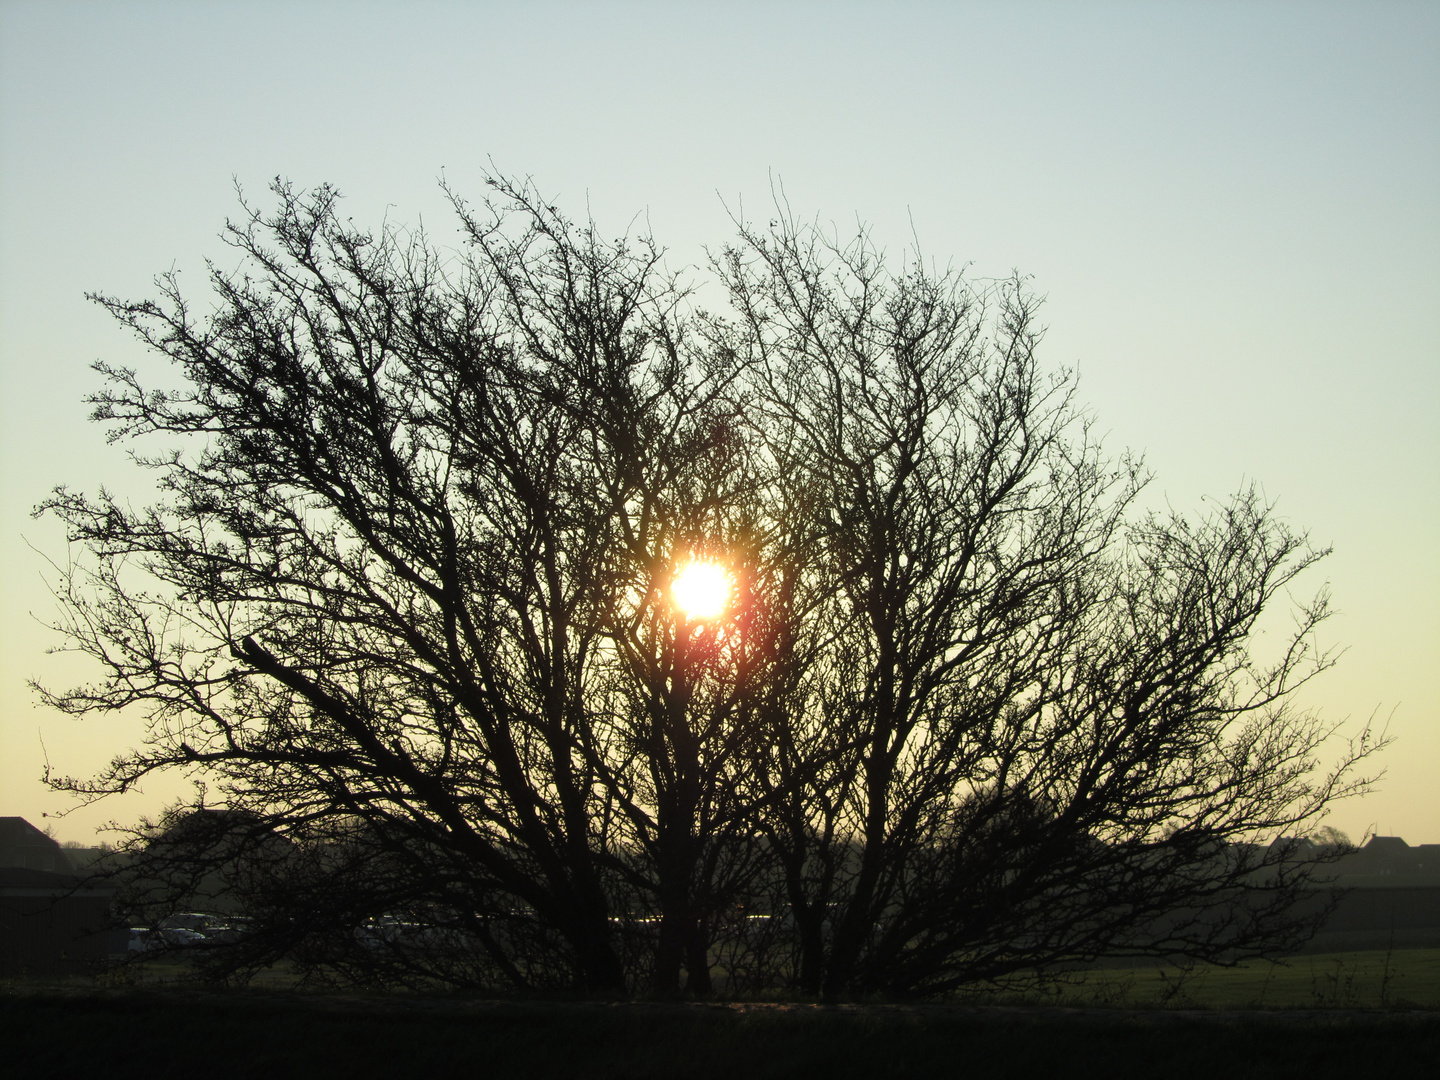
(671, 561), (731, 621)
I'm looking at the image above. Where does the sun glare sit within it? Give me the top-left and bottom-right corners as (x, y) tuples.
(672, 561), (730, 621)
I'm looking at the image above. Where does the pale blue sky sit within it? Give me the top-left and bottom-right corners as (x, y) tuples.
(2, 0), (1436, 843)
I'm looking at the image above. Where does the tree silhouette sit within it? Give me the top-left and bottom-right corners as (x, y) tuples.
(38, 174), (1383, 997)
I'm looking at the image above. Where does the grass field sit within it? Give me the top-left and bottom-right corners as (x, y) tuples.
(59, 946), (1440, 1009)
(4, 951), (1440, 1078)
(997, 949), (1440, 1010)
(3, 989), (1439, 1080)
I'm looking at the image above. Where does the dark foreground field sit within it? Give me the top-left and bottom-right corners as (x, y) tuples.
(4, 988), (1438, 1080)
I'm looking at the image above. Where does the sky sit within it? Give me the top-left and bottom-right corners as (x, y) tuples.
(1, 0), (1436, 845)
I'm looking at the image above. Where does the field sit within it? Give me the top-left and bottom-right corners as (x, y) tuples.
(4, 951), (1438, 1079)
(994, 948), (1440, 1010)
(53, 946), (1440, 1009)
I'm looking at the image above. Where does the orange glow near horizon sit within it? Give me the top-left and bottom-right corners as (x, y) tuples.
(671, 561), (731, 621)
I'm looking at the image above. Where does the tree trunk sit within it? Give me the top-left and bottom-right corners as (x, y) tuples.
(683, 912), (712, 996)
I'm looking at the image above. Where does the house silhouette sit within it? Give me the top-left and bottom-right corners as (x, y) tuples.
(0, 817), (118, 977)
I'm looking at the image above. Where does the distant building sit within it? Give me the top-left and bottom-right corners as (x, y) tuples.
(1327, 835), (1440, 885)
(0, 817), (75, 873)
(0, 817), (117, 977)
(1287, 835), (1440, 952)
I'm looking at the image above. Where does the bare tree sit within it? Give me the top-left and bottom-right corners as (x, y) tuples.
(715, 210), (1382, 996)
(41, 175), (746, 993)
(38, 175), (1382, 998)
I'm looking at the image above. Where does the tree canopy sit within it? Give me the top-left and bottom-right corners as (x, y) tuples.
(39, 175), (1382, 998)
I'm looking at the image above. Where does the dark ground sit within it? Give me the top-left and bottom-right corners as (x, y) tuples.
(4, 988), (1438, 1080)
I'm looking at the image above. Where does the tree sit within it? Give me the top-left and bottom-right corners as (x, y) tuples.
(38, 174), (1383, 998)
(707, 214), (1382, 997)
